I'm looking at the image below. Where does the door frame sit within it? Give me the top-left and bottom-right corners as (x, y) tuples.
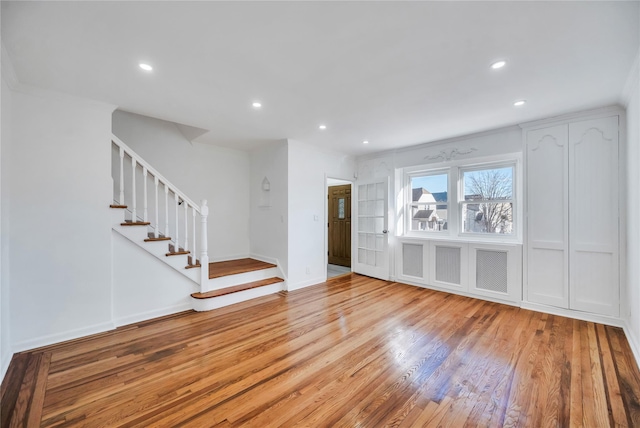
(325, 175), (354, 280)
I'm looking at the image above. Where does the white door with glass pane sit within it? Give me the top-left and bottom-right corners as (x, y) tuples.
(354, 178), (389, 279)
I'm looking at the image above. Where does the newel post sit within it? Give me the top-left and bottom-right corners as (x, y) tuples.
(200, 199), (209, 287)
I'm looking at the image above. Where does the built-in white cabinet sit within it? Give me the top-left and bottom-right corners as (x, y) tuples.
(525, 115), (619, 317)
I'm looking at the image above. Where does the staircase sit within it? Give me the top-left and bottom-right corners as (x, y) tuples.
(110, 135), (286, 312)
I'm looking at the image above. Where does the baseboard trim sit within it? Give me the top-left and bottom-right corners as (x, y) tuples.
(210, 253), (251, 262)
(520, 302), (624, 328)
(623, 321), (640, 372)
(287, 277), (325, 291)
(114, 303), (192, 328)
(250, 253), (288, 282)
(397, 278), (520, 308)
(11, 321), (116, 354)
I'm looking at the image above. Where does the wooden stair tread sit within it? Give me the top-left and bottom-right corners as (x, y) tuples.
(121, 221), (151, 226)
(191, 277), (284, 299)
(209, 258), (277, 279)
(145, 237), (171, 242)
(166, 251), (189, 257)
(110, 204), (127, 209)
(185, 264), (201, 269)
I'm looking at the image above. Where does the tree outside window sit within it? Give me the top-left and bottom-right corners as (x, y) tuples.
(462, 166), (514, 234)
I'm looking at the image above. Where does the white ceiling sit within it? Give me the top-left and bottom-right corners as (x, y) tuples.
(2, 1), (639, 156)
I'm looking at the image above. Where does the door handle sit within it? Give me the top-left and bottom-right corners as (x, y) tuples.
(382, 230), (388, 234)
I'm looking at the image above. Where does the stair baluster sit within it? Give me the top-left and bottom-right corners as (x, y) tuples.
(174, 192), (179, 253)
(192, 207), (197, 265)
(164, 184), (169, 239)
(142, 167), (148, 223)
(184, 202), (189, 256)
(154, 177), (159, 238)
(118, 147), (125, 205)
(200, 200), (209, 285)
(131, 158), (137, 221)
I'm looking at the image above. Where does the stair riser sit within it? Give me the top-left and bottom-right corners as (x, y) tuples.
(191, 282), (283, 312)
(203, 267), (280, 293)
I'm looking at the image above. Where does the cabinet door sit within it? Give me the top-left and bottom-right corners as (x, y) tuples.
(526, 125), (569, 308)
(569, 116), (619, 316)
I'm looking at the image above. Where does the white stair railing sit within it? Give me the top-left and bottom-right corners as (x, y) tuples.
(111, 135), (209, 286)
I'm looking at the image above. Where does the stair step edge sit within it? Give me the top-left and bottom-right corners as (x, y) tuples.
(145, 237), (172, 242)
(110, 204), (127, 209)
(166, 251), (190, 257)
(121, 221), (151, 226)
(191, 277), (284, 299)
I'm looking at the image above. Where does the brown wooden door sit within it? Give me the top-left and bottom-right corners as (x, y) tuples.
(328, 184), (351, 267)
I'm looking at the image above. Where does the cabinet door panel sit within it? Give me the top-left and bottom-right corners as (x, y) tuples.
(569, 116), (619, 316)
(526, 125), (569, 308)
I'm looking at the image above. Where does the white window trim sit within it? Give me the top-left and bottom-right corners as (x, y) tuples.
(402, 153), (522, 244)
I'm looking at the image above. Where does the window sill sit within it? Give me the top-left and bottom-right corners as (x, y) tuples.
(399, 233), (522, 246)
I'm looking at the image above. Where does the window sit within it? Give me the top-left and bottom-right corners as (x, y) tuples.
(461, 165), (514, 235)
(404, 159), (518, 240)
(409, 172), (448, 232)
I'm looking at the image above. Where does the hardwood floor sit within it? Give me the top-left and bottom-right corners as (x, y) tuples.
(3, 273), (640, 427)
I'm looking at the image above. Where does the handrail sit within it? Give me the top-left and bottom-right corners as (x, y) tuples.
(112, 135), (201, 212)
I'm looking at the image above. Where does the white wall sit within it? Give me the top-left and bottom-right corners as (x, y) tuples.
(625, 52), (640, 362)
(357, 126), (523, 280)
(249, 141), (289, 276)
(6, 85), (115, 352)
(111, 231), (197, 326)
(288, 140), (356, 289)
(112, 110), (251, 261)
(1, 70), (13, 378)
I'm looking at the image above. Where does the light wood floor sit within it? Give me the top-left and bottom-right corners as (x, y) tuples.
(3, 274), (640, 427)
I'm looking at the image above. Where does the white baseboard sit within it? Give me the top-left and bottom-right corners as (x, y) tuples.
(623, 321), (640, 372)
(397, 278), (520, 308)
(250, 253), (288, 282)
(249, 253), (278, 265)
(520, 302), (624, 328)
(287, 277), (325, 291)
(114, 303), (192, 328)
(210, 253), (251, 262)
(11, 321), (116, 354)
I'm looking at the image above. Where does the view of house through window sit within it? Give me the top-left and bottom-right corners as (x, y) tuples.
(407, 162), (516, 238)
(410, 173), (448, 231)
(461, 166), (513, 234)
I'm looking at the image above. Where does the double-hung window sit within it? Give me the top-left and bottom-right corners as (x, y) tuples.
(408, 172), (448, 232)
(404, 159), (518, 239)
(460, 165), (514, 235)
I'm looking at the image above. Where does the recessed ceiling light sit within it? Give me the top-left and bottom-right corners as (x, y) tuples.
(363, 140), (369, 144)
(139, 63), (153, 71)
(513, 100), (526, 107)
(319, 124), (327, 130)
(491, 60), (506, 70)
(252, 101), (262, 109)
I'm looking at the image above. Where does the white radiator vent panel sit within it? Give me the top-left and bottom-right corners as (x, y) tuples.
(476, 250), (508, 294)
(402, 243), (423, 278)
(435, 246), (461, 285)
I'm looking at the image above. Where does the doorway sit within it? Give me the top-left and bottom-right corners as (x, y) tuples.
(327, 179), (352, 278)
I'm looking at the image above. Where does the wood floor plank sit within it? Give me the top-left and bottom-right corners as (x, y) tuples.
(2, 273), (640, 427)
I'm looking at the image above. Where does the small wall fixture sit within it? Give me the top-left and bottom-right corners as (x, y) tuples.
(262, 177), (270, 191)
